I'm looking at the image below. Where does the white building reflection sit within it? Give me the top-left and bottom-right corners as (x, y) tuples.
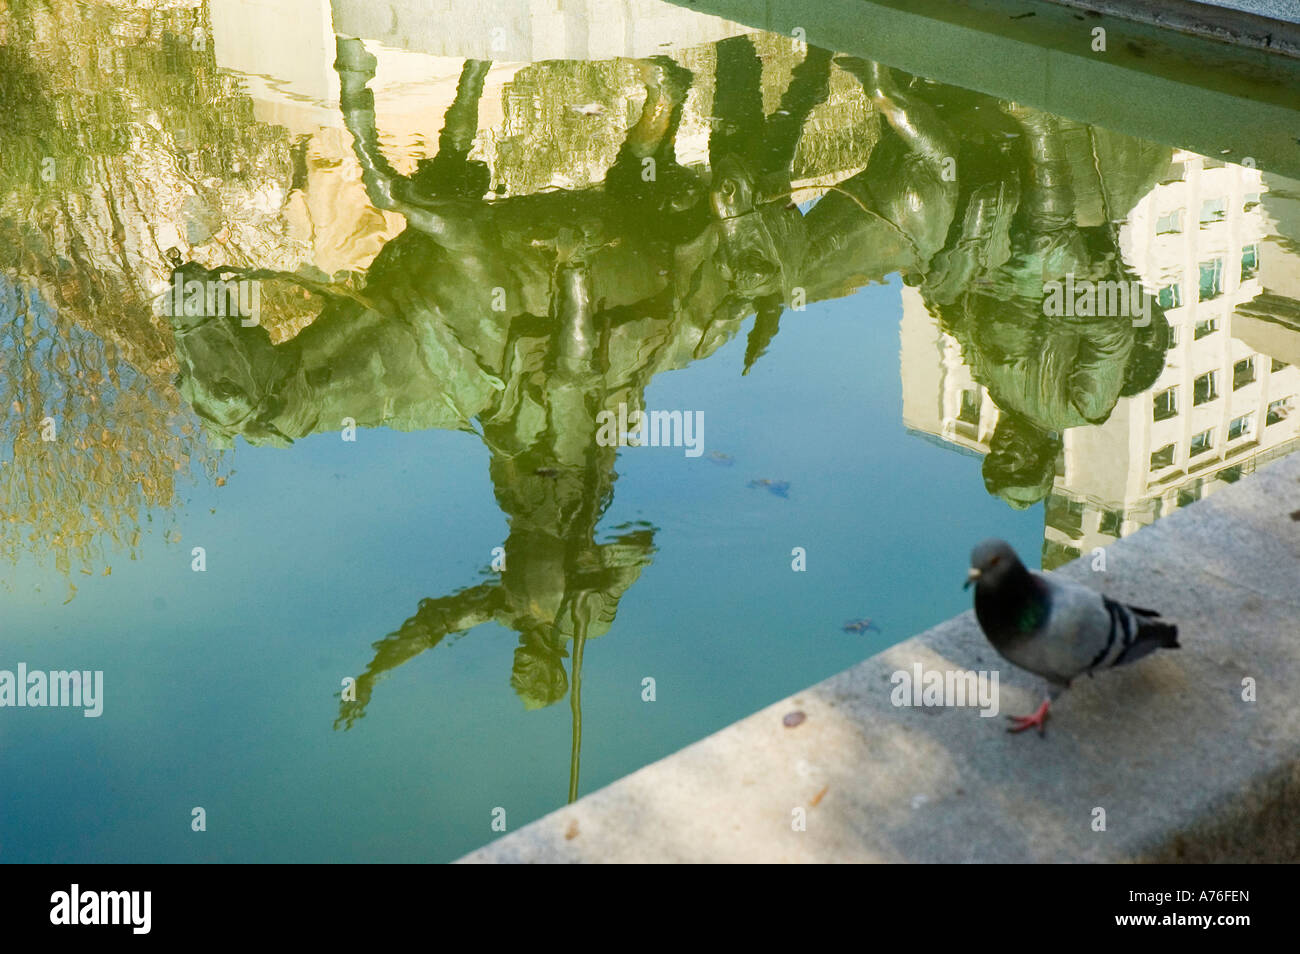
(902, 156), (1300, 567)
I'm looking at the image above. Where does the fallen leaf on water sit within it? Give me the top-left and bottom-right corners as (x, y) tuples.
(103, 567), (111, 576)
(215, 476), (227, 487)
(63, 584), (77, 605)
(748, 478), (791, 498)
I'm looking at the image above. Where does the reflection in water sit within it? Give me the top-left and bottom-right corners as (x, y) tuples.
(164, 35), (1189, 797)
(917, 100), (1174, 512)
(0, 2), (244, 578)
(904, 155), (1300, 568)
(3, 2), (1300, 812)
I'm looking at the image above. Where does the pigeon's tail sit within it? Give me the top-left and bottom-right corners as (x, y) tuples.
(1130, 605), (1180, 649)
(1138, 617), (1180, 650)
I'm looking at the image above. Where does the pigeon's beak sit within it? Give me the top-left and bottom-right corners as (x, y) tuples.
(964, 567), (981, 590)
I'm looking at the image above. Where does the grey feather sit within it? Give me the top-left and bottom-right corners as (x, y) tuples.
(968, 539), (1179, 690)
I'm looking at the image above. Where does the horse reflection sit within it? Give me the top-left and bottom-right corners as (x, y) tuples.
(166, 36), (1174, 799)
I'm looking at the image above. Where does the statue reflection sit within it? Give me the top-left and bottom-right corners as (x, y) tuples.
(166, 36), (1174, 799)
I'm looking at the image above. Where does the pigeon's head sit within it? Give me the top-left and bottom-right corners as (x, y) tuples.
(966, 539), (1022, 590)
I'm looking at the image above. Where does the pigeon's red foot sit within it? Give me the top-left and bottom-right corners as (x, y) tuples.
(1006, 699), (1051, 736)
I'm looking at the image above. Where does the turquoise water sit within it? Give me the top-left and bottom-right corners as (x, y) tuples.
(0, 280), (1043, 862)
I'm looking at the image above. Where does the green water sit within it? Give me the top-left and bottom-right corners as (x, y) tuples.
(1, 0), (1298, 862)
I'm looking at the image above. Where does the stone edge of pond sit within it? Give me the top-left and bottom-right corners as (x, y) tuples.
(458, 453), (1300, 863)
(1038, 0), (1300, 57)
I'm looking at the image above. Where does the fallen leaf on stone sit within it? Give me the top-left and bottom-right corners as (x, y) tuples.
(783, 710), (806, 728)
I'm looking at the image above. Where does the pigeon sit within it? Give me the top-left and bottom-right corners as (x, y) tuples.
(965, 539), (1179, 735)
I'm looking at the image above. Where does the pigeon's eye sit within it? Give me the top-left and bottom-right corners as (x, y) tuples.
(990, 555), (1001, 566)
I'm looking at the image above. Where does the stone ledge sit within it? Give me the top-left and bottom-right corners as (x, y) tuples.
(1041, 0), (1300, 58)
(459, 453), (1300, 862)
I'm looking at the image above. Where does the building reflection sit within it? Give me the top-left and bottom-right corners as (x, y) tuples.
(902, 159), (1300, 567)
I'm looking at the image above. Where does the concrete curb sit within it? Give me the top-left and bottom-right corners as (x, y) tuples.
(459, 454), (1300, 862)
(1041, 0), (1300, 58)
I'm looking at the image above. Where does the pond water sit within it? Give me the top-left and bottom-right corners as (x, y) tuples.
(1, 0), (1298, 862)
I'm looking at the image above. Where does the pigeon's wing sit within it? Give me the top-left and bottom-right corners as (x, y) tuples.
(993, 575), (1114, 685)
(1095, 596), (1180, 669)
